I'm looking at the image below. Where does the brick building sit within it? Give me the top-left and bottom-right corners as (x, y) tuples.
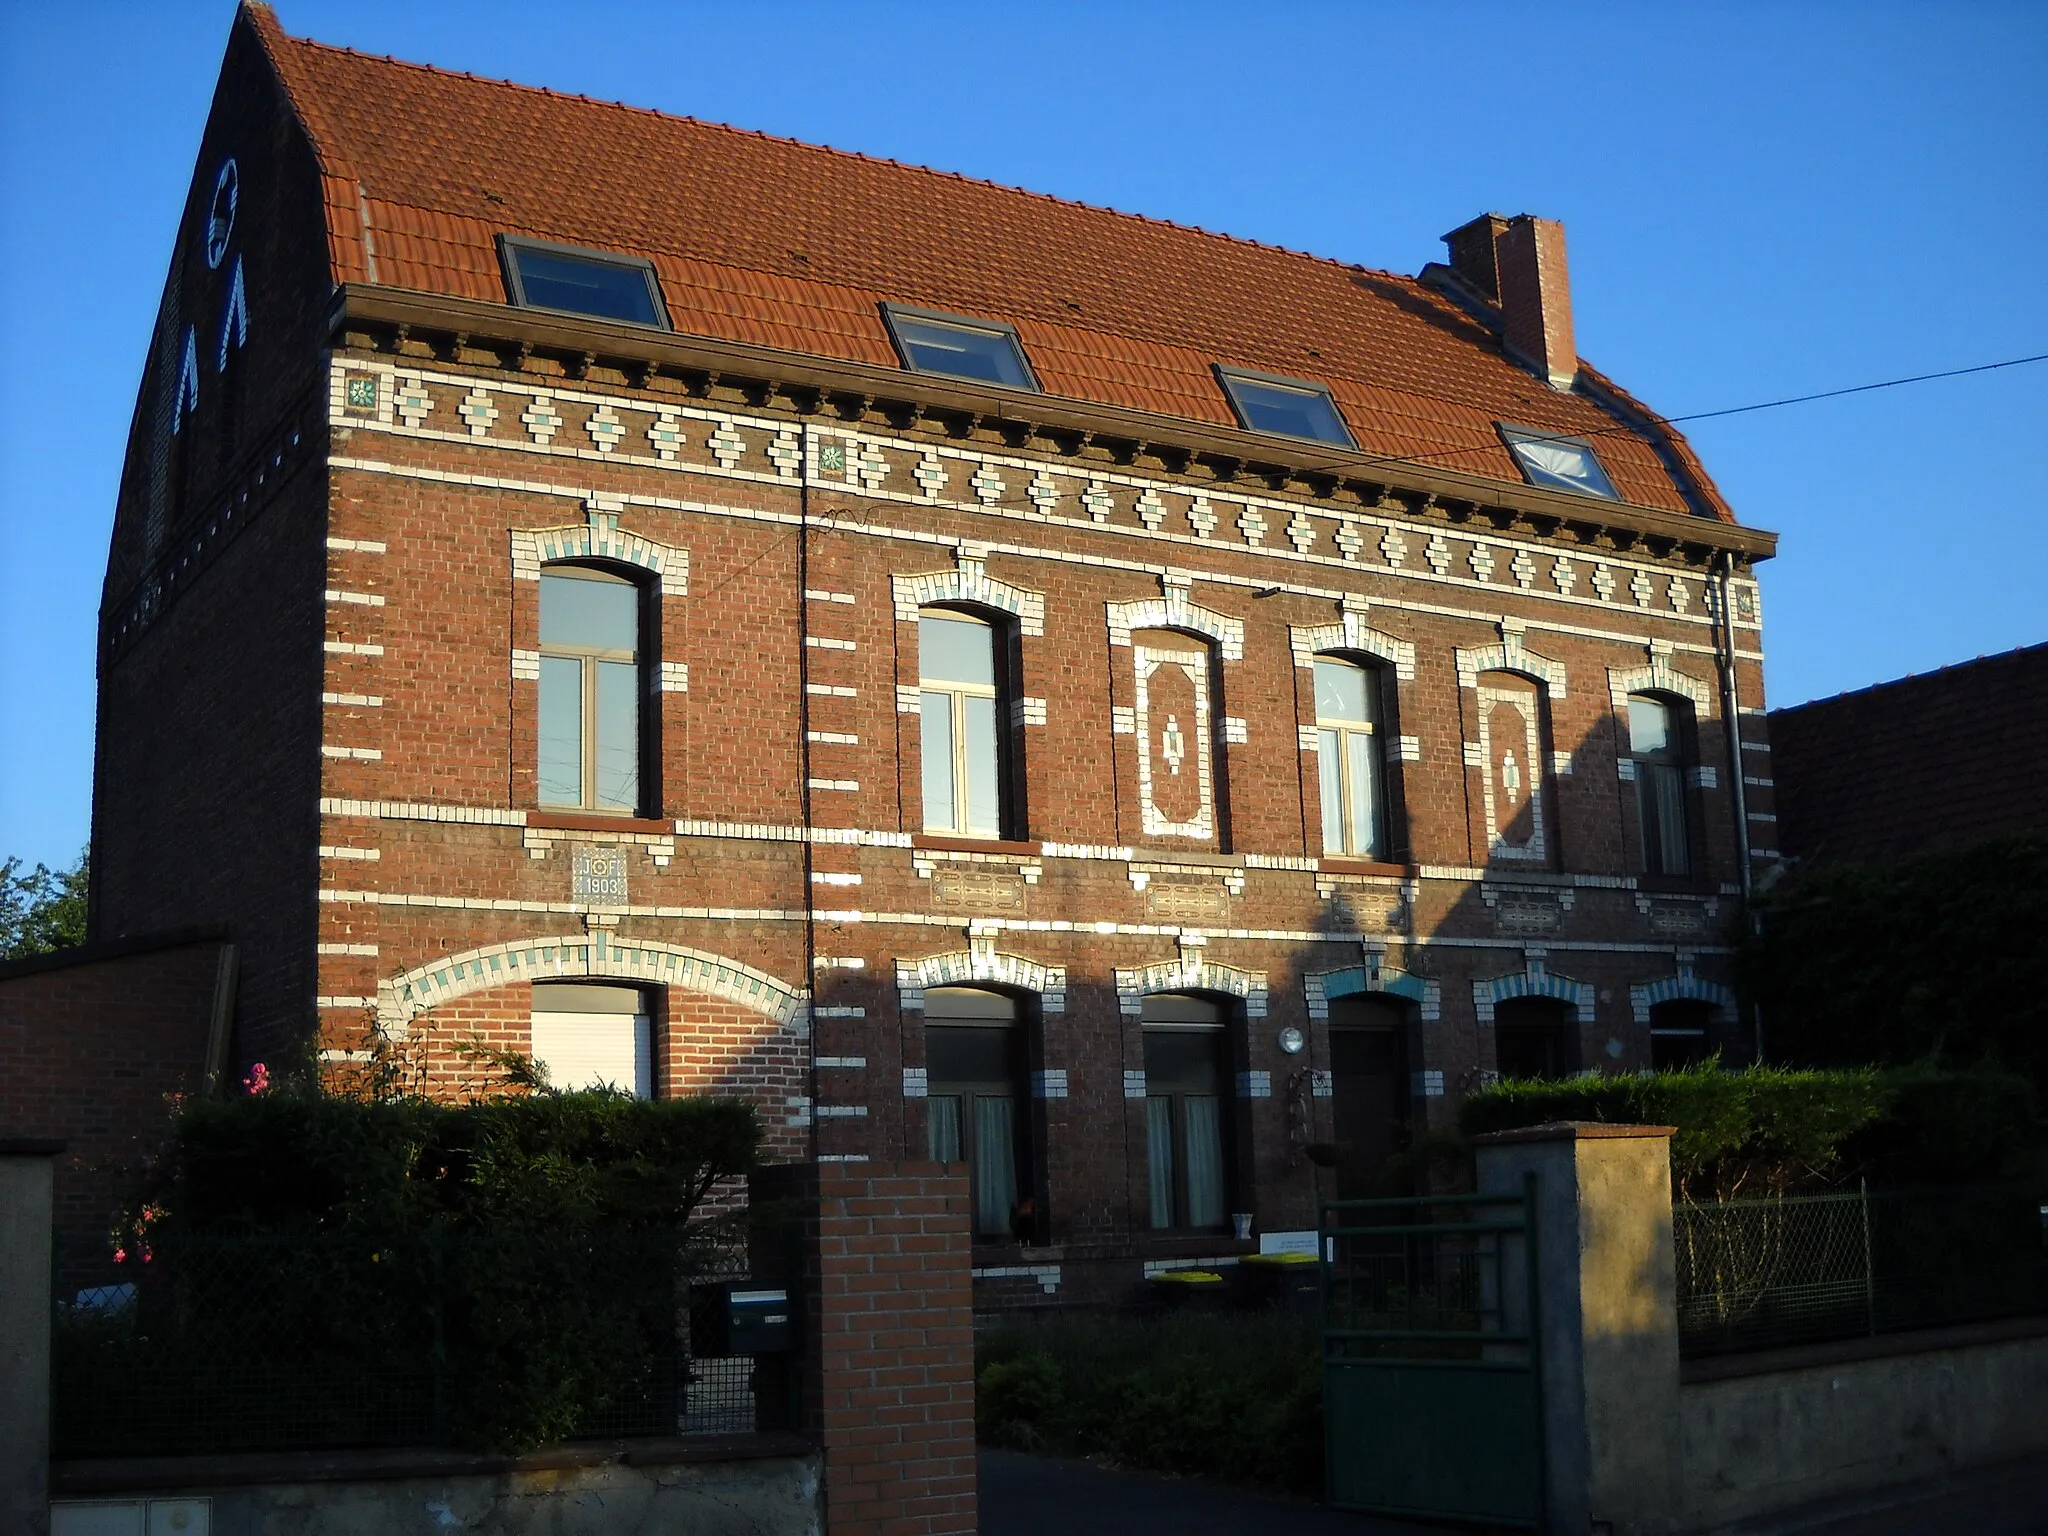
(1770, 642), (2047, 869)
(88, 4), (1780, 1303)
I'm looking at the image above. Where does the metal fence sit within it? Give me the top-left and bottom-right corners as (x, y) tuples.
(1674, 1182), (2048, 1358)
(51, 1219), (768, 1459)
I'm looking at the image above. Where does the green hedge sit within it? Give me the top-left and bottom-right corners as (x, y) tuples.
(68, 1088), (761, 1456)
(1458, 1064), (2035, 1199)
(978, 1312), (1322, 1495)
(157, 1086), (759, 1235)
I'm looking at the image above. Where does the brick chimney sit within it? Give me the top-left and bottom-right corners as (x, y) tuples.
(1441, 214), (1508, 301)
(1493, 214), (1578, 391)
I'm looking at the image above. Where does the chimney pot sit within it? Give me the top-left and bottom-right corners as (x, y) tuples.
(1493, 214), (1578, 391)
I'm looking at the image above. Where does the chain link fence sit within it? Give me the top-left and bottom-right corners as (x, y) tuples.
(1675, 1182), (2048, 1358)
(52, 1218), (774, 1459)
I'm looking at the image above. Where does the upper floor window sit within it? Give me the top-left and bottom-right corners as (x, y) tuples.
(919, 609), (1006, 838)
(1142, 993), (1231, 1232)
(1628, 693), (1691, 876)
(882, 304), (1038, 390)
(1498, 423), (1620, 501)
(1215, 367), (1355, 447)
(499, 236), (670, 329)
(539, 566), (644, 813)
(924, 986), (1030, 1241)
(1314, 656), (1387, 859)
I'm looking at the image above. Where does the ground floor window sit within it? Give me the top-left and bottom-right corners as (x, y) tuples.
(1650, 998), (1715, 1070)
(1493, 996), (1577, 1081)
(1142, 994), (1231, 1232)
(529, 982), (653, 1097)
(924, 986), (1028, 1241)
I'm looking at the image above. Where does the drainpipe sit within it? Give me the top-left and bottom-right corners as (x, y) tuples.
(798, 426), (819, 1164)
(1714, 550), (1764, 1061)
(1714, 551), (1753, 901)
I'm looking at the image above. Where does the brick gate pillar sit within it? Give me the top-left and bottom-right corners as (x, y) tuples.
(754, 1160), (977, 1536)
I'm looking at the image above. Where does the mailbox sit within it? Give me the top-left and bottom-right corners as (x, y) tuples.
(725, 1287), (793, 1354)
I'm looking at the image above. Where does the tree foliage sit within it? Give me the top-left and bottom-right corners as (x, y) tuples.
(1, 848), (88, 959)
(1736, 834), (2048, 1091)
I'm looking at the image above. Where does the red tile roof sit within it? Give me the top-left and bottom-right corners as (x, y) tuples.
(249, 4), (1730, 520)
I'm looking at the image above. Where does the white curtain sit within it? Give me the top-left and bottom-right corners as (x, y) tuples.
(1184, 1096), (1226, 1230)
(1146, 1098), (1176, 1229)
(973, 1095), (1017, 1237)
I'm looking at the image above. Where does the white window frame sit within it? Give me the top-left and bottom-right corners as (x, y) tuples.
(538, 564), (644, 814)
(1313, 655), (1386, 859)
(919, 608), (1005, 838)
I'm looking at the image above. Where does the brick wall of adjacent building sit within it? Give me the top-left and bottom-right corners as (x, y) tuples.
(0, 936), (231, 1246)
(1770, 642), (2047, 867)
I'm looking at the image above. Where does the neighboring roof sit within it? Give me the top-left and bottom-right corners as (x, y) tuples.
(245, 5), (1729, 521)
(1770, 643), (2048, 867)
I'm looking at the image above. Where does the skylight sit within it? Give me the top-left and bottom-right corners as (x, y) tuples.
(1214, 367), (1355, 447)
(1498, 424), (1622, 500)
(881, 305), (1038, 390)
(498, 236), (669, 329)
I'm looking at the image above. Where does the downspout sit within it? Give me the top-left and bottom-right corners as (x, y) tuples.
(1714, 550), (1763, 1060)
(797, 424), (819, 1164)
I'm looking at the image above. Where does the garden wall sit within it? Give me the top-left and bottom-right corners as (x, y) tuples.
(1678, 1323), (2048, 1529)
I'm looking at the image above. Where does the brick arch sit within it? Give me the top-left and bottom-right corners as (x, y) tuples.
(1115, 950), (1269, 1019)
(1472, 957), (1595, 1023)
(1608, 653), (1712, 711)
(1630, 964), (1735, 1025)
(1290, 611), (1416, 682)
(1304, 960), (1441, 1022)
(510, 501), (688, 598)
(377, 930), (805, 1036)
(1106, 574), (1245, 660)
(896, 947), (1067, 1013)
(1456, 633), (1567, 698)
(892, 554), (1045, 636)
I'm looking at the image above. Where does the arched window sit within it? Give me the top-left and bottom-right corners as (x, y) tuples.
(924, 986), (1028, 1240)
(1494, 996), (1576, 1081)
(539, 565), (645, 812)
(1142, 993), (1231, 1231)
(1649, 999), (1713, 1071)
(1627, 693), (1691, 877)
(1328, 994), (1410, 1198)
(529, 982), (652, 1097)
(919, 609), (1005, 838)
(1314, 656), (1388, 858)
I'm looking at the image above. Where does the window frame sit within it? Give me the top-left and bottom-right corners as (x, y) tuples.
(1626, 691), (1694, 879)
(497, 234), (672, 331)
(1141, 994), (1234, 1234)
(1312, 654), (1390, 860)
(923, 987), (1033, 1242)
(1495, 422), (1622, 501)
(1213, 365), (1357, 448)
(917, 605), (1013, 839)
(879, 302), (1041, 392)
(537, 562), (650, 816)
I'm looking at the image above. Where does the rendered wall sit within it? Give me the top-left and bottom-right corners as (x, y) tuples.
(1679, 1332), (2048, 1530)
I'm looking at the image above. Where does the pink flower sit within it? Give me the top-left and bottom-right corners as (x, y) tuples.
(112, 1248), (128, 1264)
(244, 1062), (272, 1096)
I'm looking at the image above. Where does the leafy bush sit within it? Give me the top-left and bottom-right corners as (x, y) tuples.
(977, 1312), (1322, 1495)
(65, 1087), (761, 1456)
(1458, 1063), (2035, 1199)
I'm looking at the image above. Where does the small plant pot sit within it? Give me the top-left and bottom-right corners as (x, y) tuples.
(1149, 1269), (1228, 1313)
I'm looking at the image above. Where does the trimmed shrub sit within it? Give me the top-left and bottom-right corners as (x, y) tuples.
(1458, 1063), (2034, 1199)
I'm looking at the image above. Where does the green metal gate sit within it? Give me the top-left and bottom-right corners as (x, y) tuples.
(1322, 1176), (1545, 1529)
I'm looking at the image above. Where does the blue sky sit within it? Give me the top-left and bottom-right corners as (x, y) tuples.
(3, 1), (2044, 872)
